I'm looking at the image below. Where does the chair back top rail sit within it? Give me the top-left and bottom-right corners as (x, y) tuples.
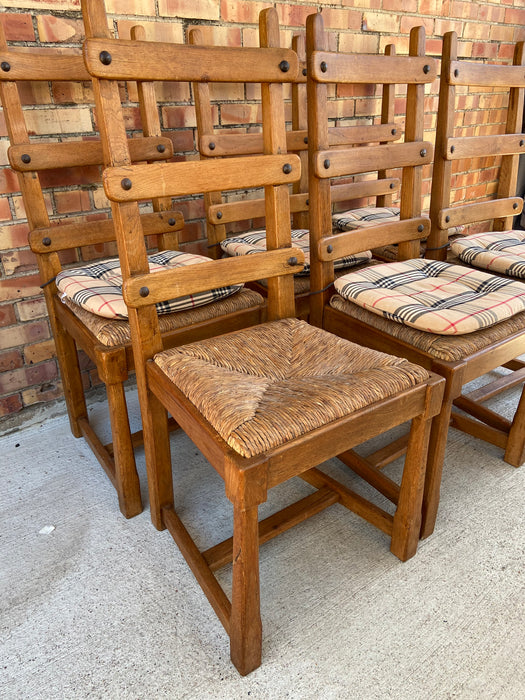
(83, 38), (300, 83)
(309, 51), (436, 85)
(103, 154), (301, 202)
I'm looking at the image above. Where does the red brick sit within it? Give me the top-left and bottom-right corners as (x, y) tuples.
(0, 304), (17, 328)
(505, 8), (525, 25)
(55, 190), (92, 215)
(37, 15), (84, 42)
(16, 298), (48, 322)
(24, 339), (56, 365)
(0, 274), (42, 303)
(52, 82), (94, 105)
(1, 249), (38, 277)
(0, 319), (49, 351)
(0, 198), (12, 222)
(22, 379), (63, 407)
(400, 16), (434, 35)
(362, 13), (400, 33)
(0, 349), (23, 373)
(0, 13), (35, 41)
(159, 0), (219, 20)
(0, 168), (22, 195)
(39, 166), (101, 190)
(220, 1), (273, 24)
(276, 4), (317, 28)
(0, 223), (30, 251)
(471, 42), (499, 59)
(0, 394), (23, 418)
(0, 360), (57, 394)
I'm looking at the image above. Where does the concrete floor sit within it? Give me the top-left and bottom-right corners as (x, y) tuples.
(1, 380), (525, 699)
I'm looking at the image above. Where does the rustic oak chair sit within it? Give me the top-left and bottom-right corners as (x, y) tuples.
(0, 25), (265, 518)
(428, 31), (525, 276)
(189, 30), (403, 317)
(83, 0), (444, 675)
(307, 14), (525, 540)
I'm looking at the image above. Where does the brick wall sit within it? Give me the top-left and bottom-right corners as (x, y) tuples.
(1, 0), (525, 424)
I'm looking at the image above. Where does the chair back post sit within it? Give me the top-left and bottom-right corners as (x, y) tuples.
(398, 25), (427, 261)
(494, 40), (525, 232)
(189, 27), (227, 258)
(130, 24), (179, 251)
(81, 0), (174, 525)
(259, 8), (297, 321)
(427, 31), (457, 260)
(376, 43), (396, 209)
(291, 33), (310, 230)
(306, 13), (333, 328)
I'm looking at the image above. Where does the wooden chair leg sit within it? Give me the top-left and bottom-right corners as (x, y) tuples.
(504, 384), (525, 467)
(419, 388), (455, 539)
(106, 380), (142, 519)
(390, 414), (432, 561)
(230, 501), (262, 676)
(141, 386), (174, 530)
(52, 318), (88, 438)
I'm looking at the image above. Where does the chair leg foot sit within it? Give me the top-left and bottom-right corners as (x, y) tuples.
(107, 381), (142, 518)
(230, 503), (262, 675)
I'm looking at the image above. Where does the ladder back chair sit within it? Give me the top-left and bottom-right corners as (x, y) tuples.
(428, 31), (525, 277)
(190, 30), (404, 318)
(307, 14), (525, 540)
(83, 0), (443, 675)
(0, 25), (265, 518)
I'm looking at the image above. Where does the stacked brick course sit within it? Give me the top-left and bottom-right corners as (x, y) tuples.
(1, 1), (524, 422)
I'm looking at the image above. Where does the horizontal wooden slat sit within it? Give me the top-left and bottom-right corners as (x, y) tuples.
(315, 141), (433, 179)
(123, 248), (305, 307)
(0, 50), (89, 81)
(29, 210), (184, 253)
(330, 178), (400, 203)
(448, 61), (525, 87)
(326, 123), (401, 145)
(84, 38), (299, 83)
(318, 217), (430, 260)
(207, 178), (400, 224)
(103, 154), (301, 202)
(310, 51), (436, 84)
(445, 134), (525, 160)
(437, 198), (523, 229)
(200, 124), (400, 157)
(9, 137), (173, 171)
(208, 192), (309, 224)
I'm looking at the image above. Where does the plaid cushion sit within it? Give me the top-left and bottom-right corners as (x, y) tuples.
(334, 258), (525, 335)
(332, 206), (400, 231)
(451, 231), (525, 279)
(220, 228), (371, 275)
(56, 250), (243, 320)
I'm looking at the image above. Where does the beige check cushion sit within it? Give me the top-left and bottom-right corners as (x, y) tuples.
(56, 250), (243, 320)
(153, 317), (429, 458)
(334, 258), (525, 335)
(451, 231), (525, 279)
(220, 228), (371, 275)
(332, 206), (400, 231)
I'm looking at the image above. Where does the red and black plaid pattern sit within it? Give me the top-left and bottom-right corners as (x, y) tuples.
(332, 206), (400, 232)
(56, 250), (243, 320)
(451, 231), (525, 279)
(220, 228), (371, 274)
(335, 258), (525, 335)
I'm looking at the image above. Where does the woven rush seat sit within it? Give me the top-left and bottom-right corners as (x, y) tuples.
(220, 228), (371, 274)
(153, 317), (430, 458)
(334, 258), (525, 335)
(450, 231), (525, 279)
(329, 295), (525, 362)
(56, 250), (243, 319)
(61, 288), (264, 347)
